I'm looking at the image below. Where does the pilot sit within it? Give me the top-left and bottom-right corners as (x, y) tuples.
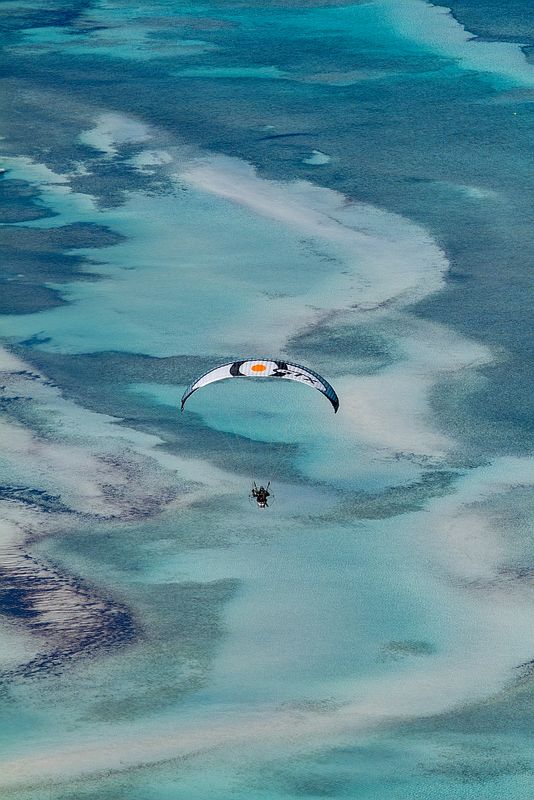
(251, 483), (270, 508)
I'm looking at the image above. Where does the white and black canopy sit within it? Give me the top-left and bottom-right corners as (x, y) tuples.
(181, 358), (339, 413)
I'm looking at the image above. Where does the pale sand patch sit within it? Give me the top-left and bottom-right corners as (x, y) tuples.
(179, 153), (448, 308)
(302, 149), (331, 165)
(382, 0), (534, 87)
(79, 113), (152, 157)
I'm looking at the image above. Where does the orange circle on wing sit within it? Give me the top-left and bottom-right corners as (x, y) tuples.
(251, 363), (267, 372)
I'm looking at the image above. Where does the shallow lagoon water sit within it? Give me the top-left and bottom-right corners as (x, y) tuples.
(2, 0), (534, 797)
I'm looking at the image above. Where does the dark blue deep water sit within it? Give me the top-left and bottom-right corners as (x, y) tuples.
(2, 1), (534, 797)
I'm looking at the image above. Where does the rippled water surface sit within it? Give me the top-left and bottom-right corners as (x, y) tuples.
(2, 1), (534, 797)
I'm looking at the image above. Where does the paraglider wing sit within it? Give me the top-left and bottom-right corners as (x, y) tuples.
(181, 358), (339, 412)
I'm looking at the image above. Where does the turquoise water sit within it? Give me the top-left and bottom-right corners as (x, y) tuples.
(2, 0), (534, 796)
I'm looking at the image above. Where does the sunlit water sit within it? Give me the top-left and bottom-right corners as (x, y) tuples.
(1, 1), (534, 797)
